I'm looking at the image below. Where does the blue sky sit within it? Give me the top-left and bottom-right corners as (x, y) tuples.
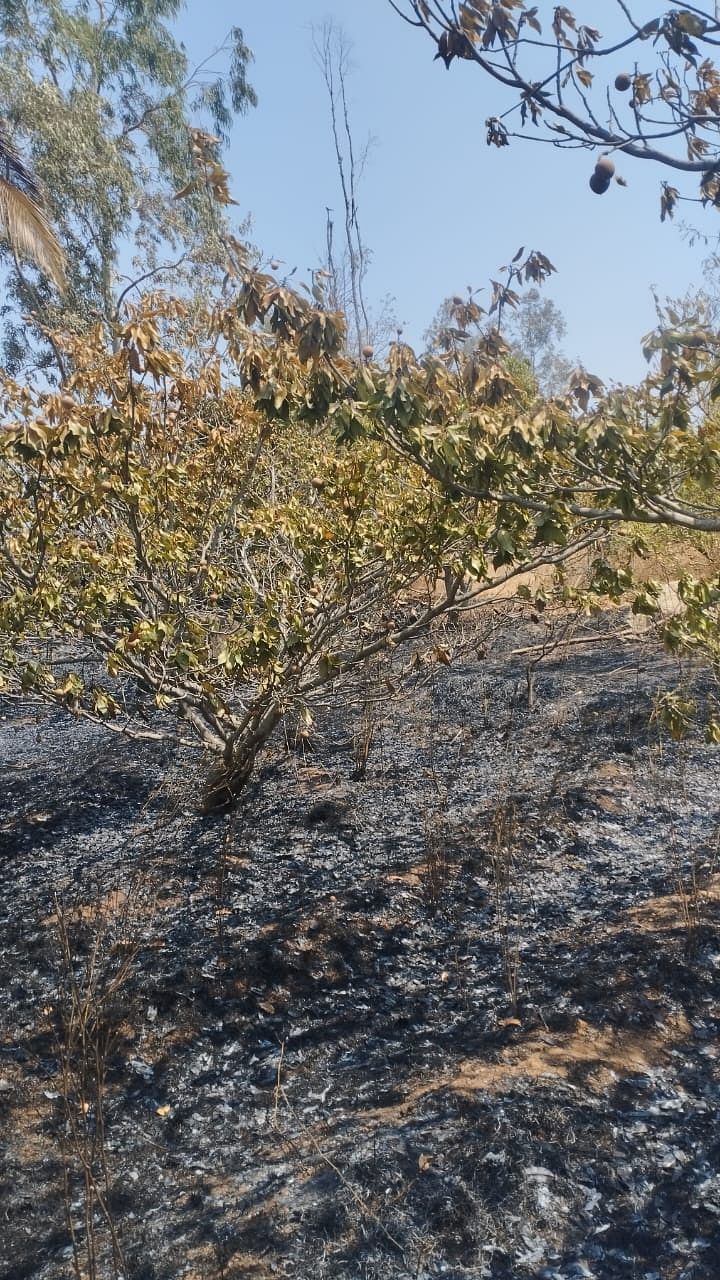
(175, 1), (715, 385)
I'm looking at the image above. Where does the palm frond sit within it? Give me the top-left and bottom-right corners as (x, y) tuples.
(0, 126), (42, 203)
(0, 128), (65, 291)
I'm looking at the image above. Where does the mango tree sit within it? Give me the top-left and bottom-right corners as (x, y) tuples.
(4, 177), (720, 806)
(0, 250), (624, 807)
(387, 2), (720, 217)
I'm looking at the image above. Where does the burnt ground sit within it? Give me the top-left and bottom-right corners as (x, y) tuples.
(1, 610), (720, 1280)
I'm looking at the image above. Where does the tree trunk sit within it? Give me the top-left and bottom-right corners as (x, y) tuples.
(200, 751), (257, 813)
(199, 703), (283, 813)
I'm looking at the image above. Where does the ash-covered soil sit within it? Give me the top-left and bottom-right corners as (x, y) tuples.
(1, 614), (719, 1280)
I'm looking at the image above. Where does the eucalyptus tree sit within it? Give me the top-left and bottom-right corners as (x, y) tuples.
(0, 0), (255, 375)
(505, 289), (573, 397)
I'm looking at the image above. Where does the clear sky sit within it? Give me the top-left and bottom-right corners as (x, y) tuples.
(174, 1), (716, 386)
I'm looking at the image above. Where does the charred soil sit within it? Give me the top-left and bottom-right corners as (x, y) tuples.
(1, 613), (719, 1280)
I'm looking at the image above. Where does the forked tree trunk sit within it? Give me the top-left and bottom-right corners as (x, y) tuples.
(199, 703), (283, 813)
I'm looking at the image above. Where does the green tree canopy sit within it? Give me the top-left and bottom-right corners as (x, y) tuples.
(505, 289), (573, 397)
(0, 0), (256, 375)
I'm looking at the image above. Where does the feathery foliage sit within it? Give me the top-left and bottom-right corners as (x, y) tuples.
(0, 1), (255, 375)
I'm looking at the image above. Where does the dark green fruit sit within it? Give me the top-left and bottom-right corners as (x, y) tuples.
(594, 155), (616, 179)
(589, 171), (611, 195)
(615, 72), (632, 91)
